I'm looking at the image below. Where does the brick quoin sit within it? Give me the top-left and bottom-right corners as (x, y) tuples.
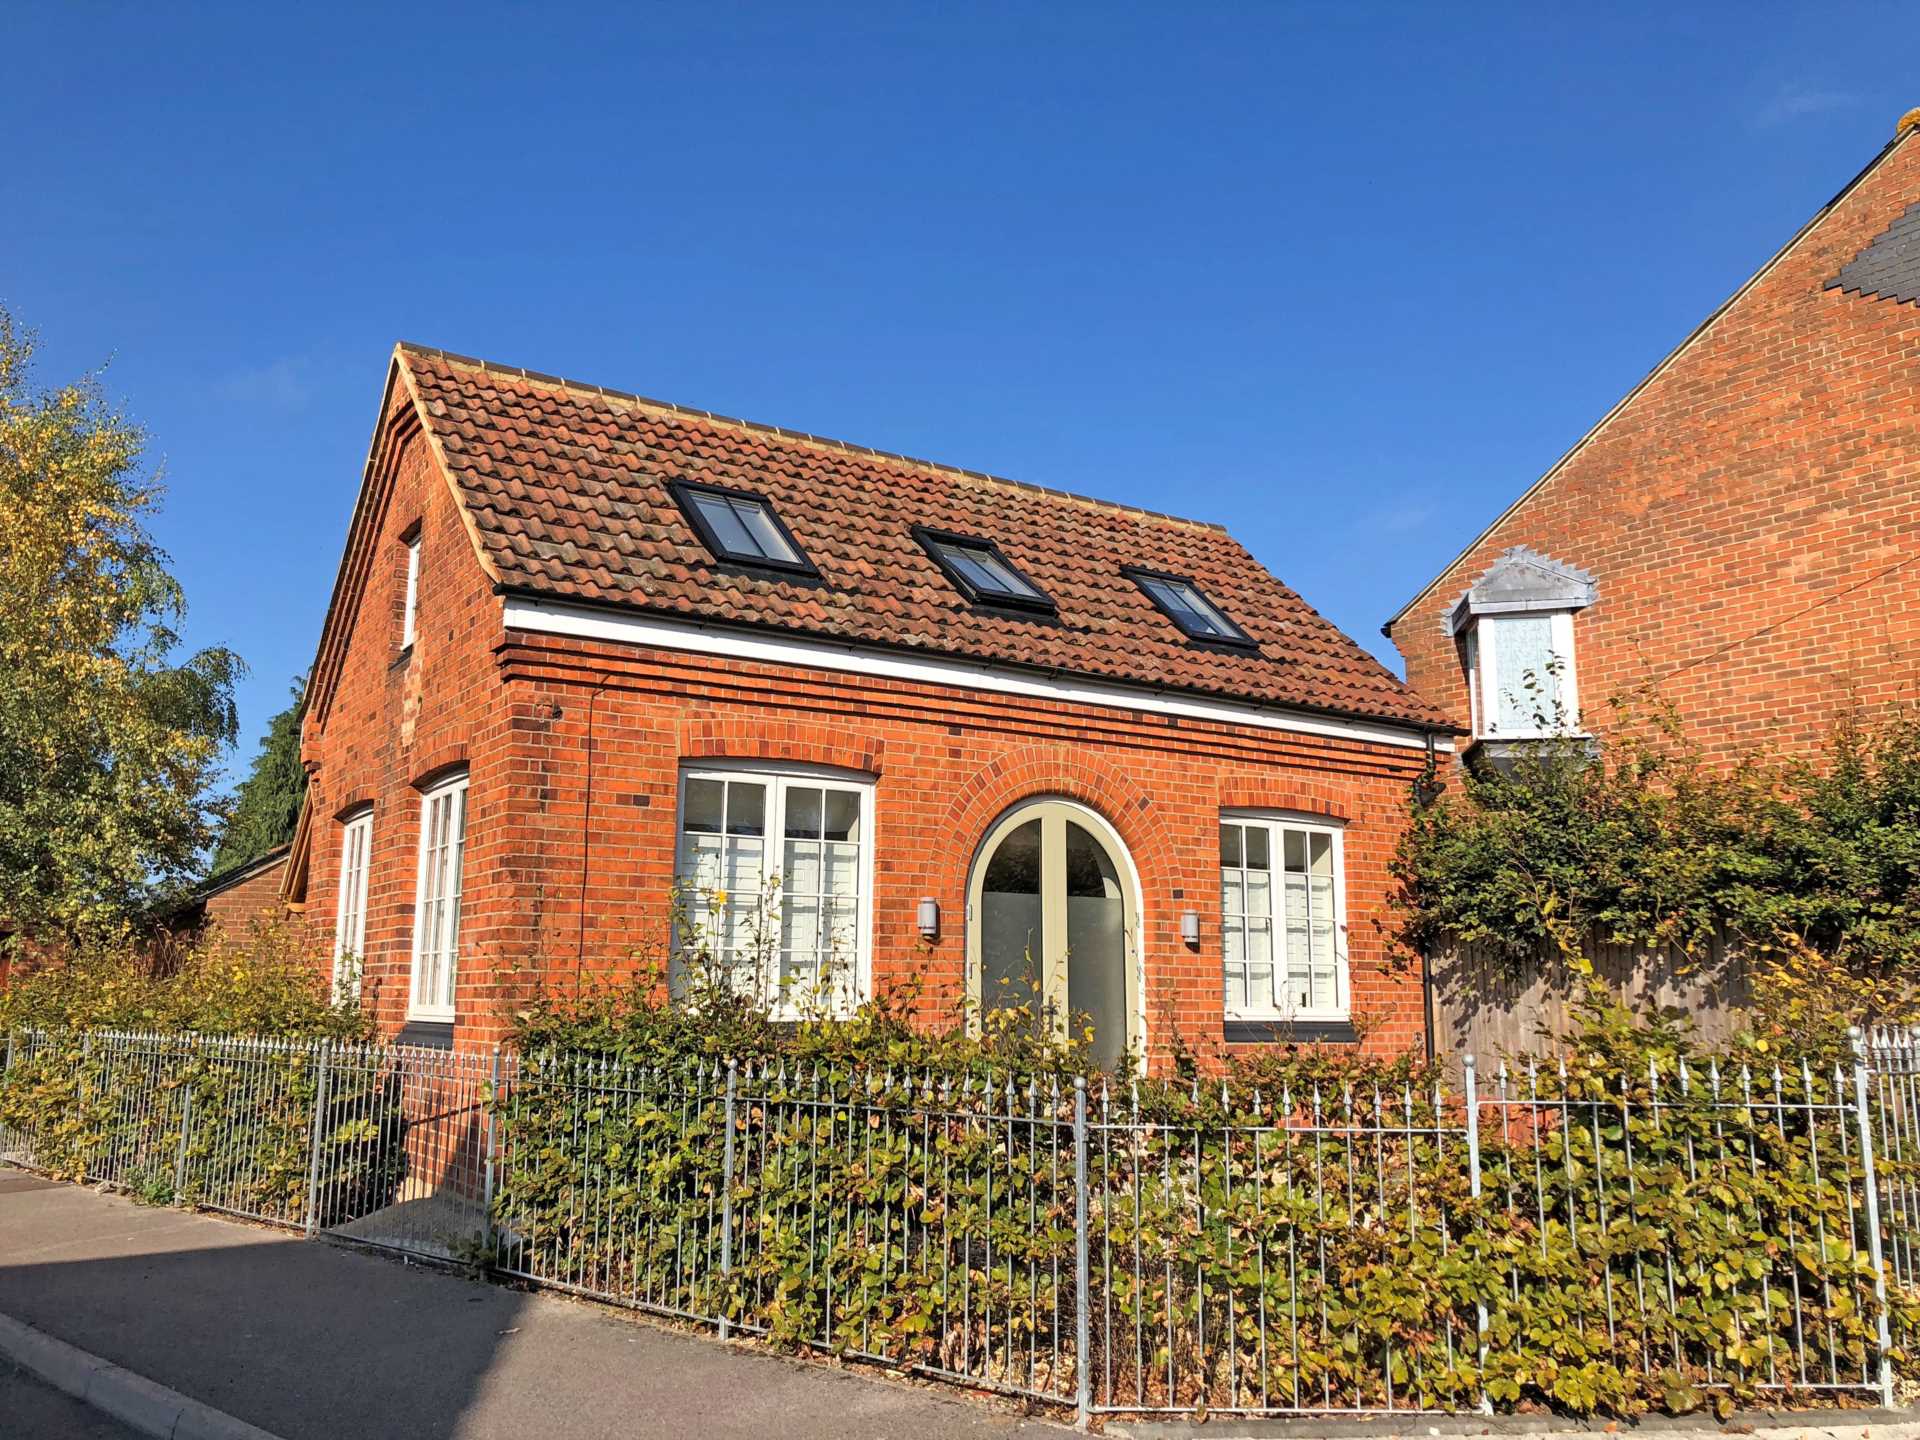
(1387, 123), (1920, 764)
(297, 364), (1445, 1070)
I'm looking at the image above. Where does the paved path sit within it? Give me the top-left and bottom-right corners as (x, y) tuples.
(0, 1167), (1063, 1440)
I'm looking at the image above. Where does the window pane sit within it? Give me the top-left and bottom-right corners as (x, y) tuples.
(1219, 823), (1242, 868)
(729, 497), (801, 564)
(684, 779), (724, 833)
(824, 842), (859, 897)
(1245, 867), (1272, 919)
(726, 780), (766, 836)
(1221, 867), (1244, 917)
(938, 544), (1005, 593)
(783, 839), (822, 895)
(969, 549), (1034, 596)
(822, 789), (860, 843)
(1142, 575), (1241, 639)
(1245, 825), (1270, 871)
(680, 833), (723, 891)
(722, 836), (763, 893)
(785, 786), (822, 839)
(691, 492), (758, 555)
(934, 539), (1041, 600)
(1492, 614), (1561, 732)
(984, 819), (1042, 895)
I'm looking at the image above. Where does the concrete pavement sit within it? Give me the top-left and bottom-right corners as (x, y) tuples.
(0, 1166), (1064, 1440)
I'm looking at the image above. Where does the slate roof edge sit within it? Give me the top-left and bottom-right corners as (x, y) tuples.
(1381, 118), (1920, 637)
(1823, 200), (1920, 306)
(393, 341), (1232, 536)
(495, 584), (1466, 739)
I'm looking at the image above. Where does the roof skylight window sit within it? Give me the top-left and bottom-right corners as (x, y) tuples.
(670, 481), (814, 574)
(1127, 569), (1256, 647)
(913, 528), (1055, 612)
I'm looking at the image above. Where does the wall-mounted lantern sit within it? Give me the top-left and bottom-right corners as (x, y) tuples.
(917, 897), (940, 939)
(1180, 910), (1201, 947)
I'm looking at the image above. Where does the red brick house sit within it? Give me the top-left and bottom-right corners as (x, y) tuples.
(286, 344), (1455, 1066)
(1386, 114), (1920, 767)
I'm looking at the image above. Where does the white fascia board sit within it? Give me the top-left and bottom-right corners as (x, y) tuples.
(502, 596), (1454, 753)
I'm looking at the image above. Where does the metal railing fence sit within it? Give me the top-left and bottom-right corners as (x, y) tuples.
(6, 1023), (1920, 1425)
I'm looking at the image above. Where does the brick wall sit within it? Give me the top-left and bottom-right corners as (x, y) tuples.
(198, 856), (289, 934)
(301, 411), (1435, 1066)
(301, 392), (521, 1037)
(1388, 130), (1920, 763)
(478, 632), (1432, 1065)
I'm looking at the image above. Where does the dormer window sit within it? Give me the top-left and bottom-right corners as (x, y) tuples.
(913, 528), (1055, 613)
(1447, 547), (1594, 741)
(671, 481), (815, 575)
(1126, 568), (1256, 648)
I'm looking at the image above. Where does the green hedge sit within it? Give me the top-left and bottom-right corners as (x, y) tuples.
(488, 1007), (1920, 1418)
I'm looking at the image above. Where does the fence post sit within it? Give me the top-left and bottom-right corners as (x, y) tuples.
(1073, 1075), (1090, 1430)
(719, 1059), (737, 1342)
(1851, 1028), (1896, 1408)
(172, 1080), (194, 1206)
(1463, 1053), (1492, 1416)
(482, 1045), (502, 1268)
(1, 1030), (13, 1161)
(303, 1041), (332, 1240)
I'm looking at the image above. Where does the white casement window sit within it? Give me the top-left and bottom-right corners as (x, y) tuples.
(401, 536), (421, 649)
(409, 773), (468, 1022)
(332, 810), (373, 1001)
(1464, 611), (1580, 740)
(674, 766), (873, 1018)
(1220, 814), (1348, 1023)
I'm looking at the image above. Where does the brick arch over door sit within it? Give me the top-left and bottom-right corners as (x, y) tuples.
(932, 746), (1177, 900)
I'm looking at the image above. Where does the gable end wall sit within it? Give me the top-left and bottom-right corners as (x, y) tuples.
(1391, 134), (1920, 762)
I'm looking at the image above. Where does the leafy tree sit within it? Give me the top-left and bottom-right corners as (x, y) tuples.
(0, 309), (240, 941)
(210, 674), (307, 875)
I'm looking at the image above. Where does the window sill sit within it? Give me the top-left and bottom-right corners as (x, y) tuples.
(397, 1019), (454, 1048)
(1223, 1017), (1359, 1046)
(1464, 733), (1599, 775)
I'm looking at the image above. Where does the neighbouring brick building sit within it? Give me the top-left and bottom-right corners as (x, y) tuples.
(161, 845), (292, 942)
(285, 344), (1458, 1066)
(1385, 114), (1920, 767)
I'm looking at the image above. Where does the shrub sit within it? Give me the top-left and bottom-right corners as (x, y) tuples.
(0, 923), (389, 1217)
(1391, 705), (1920, 1044)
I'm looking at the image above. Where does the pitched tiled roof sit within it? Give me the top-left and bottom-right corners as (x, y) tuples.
(1828, 201), (1920, 307)
(396, 345), (1451, 732)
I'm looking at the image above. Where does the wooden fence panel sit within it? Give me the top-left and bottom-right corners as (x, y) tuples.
(1426, 932), (1752, 1060)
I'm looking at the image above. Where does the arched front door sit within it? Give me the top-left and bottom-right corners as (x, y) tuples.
(967, 801), (1139, 1069)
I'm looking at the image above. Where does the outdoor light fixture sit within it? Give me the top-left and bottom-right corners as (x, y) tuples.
(1180, 910), (1201, 947)
(917, 897), (940, 938)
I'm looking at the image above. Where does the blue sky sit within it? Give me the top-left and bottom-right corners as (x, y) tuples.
(5, 4), (1915, 786)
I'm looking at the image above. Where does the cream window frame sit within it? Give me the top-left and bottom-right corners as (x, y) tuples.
(673, 764), (876, 1020)
(409, 773), (467, 1023)
(1465, 610), (1581, 740)
(332, 810), (373, 1002)
(1219, 812), (1349, 1024)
